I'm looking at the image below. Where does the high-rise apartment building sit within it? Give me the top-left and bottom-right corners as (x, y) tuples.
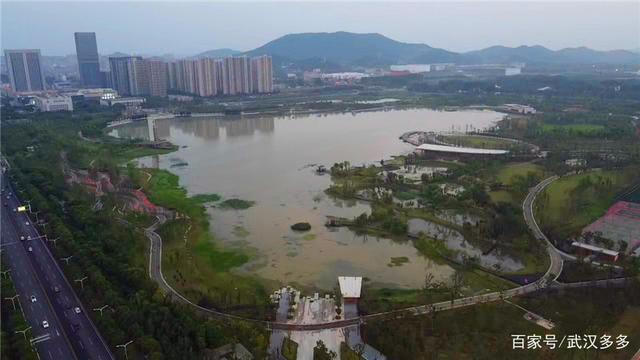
(221, 57), (236, 95)
(109, 56), (142, 96)
(167, 55), (272, 97)
(143, 60), (168, 97)
(4, 49), (46, 92)
(251, 55), (273, 94)
(109, 57), (169, 97)
(74, 32), (102, 87)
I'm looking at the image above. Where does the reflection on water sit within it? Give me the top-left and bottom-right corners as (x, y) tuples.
(111, 108), (504, 289)
(408, 218), (524, 272)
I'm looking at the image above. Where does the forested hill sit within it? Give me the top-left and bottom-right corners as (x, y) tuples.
(240, 31), (639, 66)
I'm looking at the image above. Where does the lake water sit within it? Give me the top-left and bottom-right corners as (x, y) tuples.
(110, 108), (503, 289)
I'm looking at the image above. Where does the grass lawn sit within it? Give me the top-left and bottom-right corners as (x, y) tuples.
(340, 342), (364, 360)
(460, 268), (518, 295)
(489, 190), (514, 205)
(535, 167), (640, 239)
(495, 162), (544, 186)
(441, 135), (517, 150)
(488, 162), (544, 206)
(282, 337), (298, 360)
(540, 123), (606, 136)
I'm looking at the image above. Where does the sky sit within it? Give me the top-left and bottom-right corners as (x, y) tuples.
(1, 1), (639, 56)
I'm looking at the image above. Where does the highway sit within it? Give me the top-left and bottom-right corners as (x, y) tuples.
(1, 173), (114, 360)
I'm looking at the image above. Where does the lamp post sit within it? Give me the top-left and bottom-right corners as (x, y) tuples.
(74, 276), (88, 289)
(4, 294), (19, 311)
(0, 269), (11, 279)
(116, 340), (134, 360)
(15, 326), (31, 341)
(93, 304), (110, 317)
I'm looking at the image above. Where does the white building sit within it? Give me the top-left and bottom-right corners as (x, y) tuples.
(74, 88), (118, 102)
(390, 64), (431, 73)
(503, 104), (537, 114)
(100, 97), (146, 107)
(565, 158), (587, 167)
(34, 94), (74, 112)
(505, 67), (522, 76)
(321, 72), (368, 81)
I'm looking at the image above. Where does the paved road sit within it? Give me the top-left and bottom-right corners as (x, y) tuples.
(141, 175), (566, 330)
(522, 176), (565, 274)
(2, 189), (77, 359)
(1, 174), (114, 360)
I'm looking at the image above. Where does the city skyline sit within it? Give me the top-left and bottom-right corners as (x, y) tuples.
(1, 2), (638, 56)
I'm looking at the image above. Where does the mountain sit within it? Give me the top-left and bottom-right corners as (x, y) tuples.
(462, 45), (556, 64)
(242, 32), (639, 66)
(463, 45), (639, 64)
(245, 32), (459, 66)
(193, 48), (241, 59)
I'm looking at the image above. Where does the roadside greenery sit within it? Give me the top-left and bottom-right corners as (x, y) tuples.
(1, 112), (269, 359)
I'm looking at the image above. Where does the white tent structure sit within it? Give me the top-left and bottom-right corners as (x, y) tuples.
(338, 276), (363, 302)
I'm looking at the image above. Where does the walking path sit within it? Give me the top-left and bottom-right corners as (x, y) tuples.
(141, 176), (622, 330)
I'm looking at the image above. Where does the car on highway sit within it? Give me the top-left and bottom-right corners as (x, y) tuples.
(28, 246), (33, 252)
(54, 286), (60, 293)
(31, 295), (37, 303)
(20, 235), (25, 241)
(74, 307), (81, 314)
(42, 320), (49, 329)
(25, 221), (29, 225)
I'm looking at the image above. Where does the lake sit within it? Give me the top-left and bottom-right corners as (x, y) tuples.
(110, 108), (503, 289)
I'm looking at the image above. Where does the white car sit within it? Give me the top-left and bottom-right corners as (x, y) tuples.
(42, 320), (49, 329)
(74, 307), (81, 314)
(25, 222), (29, 226)
(30, 295), (37, 303)
(28, 246), (33, 252)
(20, 236), (25, 241)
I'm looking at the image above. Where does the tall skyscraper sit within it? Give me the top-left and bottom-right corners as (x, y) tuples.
(74, 32), (102, 87)
(4, 49), (46, 92)
(109, 56), (142, 96)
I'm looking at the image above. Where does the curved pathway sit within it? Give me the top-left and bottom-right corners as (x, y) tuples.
(143, 176), (564, 329)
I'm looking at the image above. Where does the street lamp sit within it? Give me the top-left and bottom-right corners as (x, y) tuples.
(93, 304), (110, 316)
(60, 256), (73, 265)
(0, 269), (11, 279)
(116, 340), (134, 360)
(74, 276), (88, 289)
(4, 294), (19, 311)
(15, 326), (31, 341)
(47, 237), (59, 247)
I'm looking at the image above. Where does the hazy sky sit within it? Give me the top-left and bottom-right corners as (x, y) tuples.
(2, 1), (639, 56)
